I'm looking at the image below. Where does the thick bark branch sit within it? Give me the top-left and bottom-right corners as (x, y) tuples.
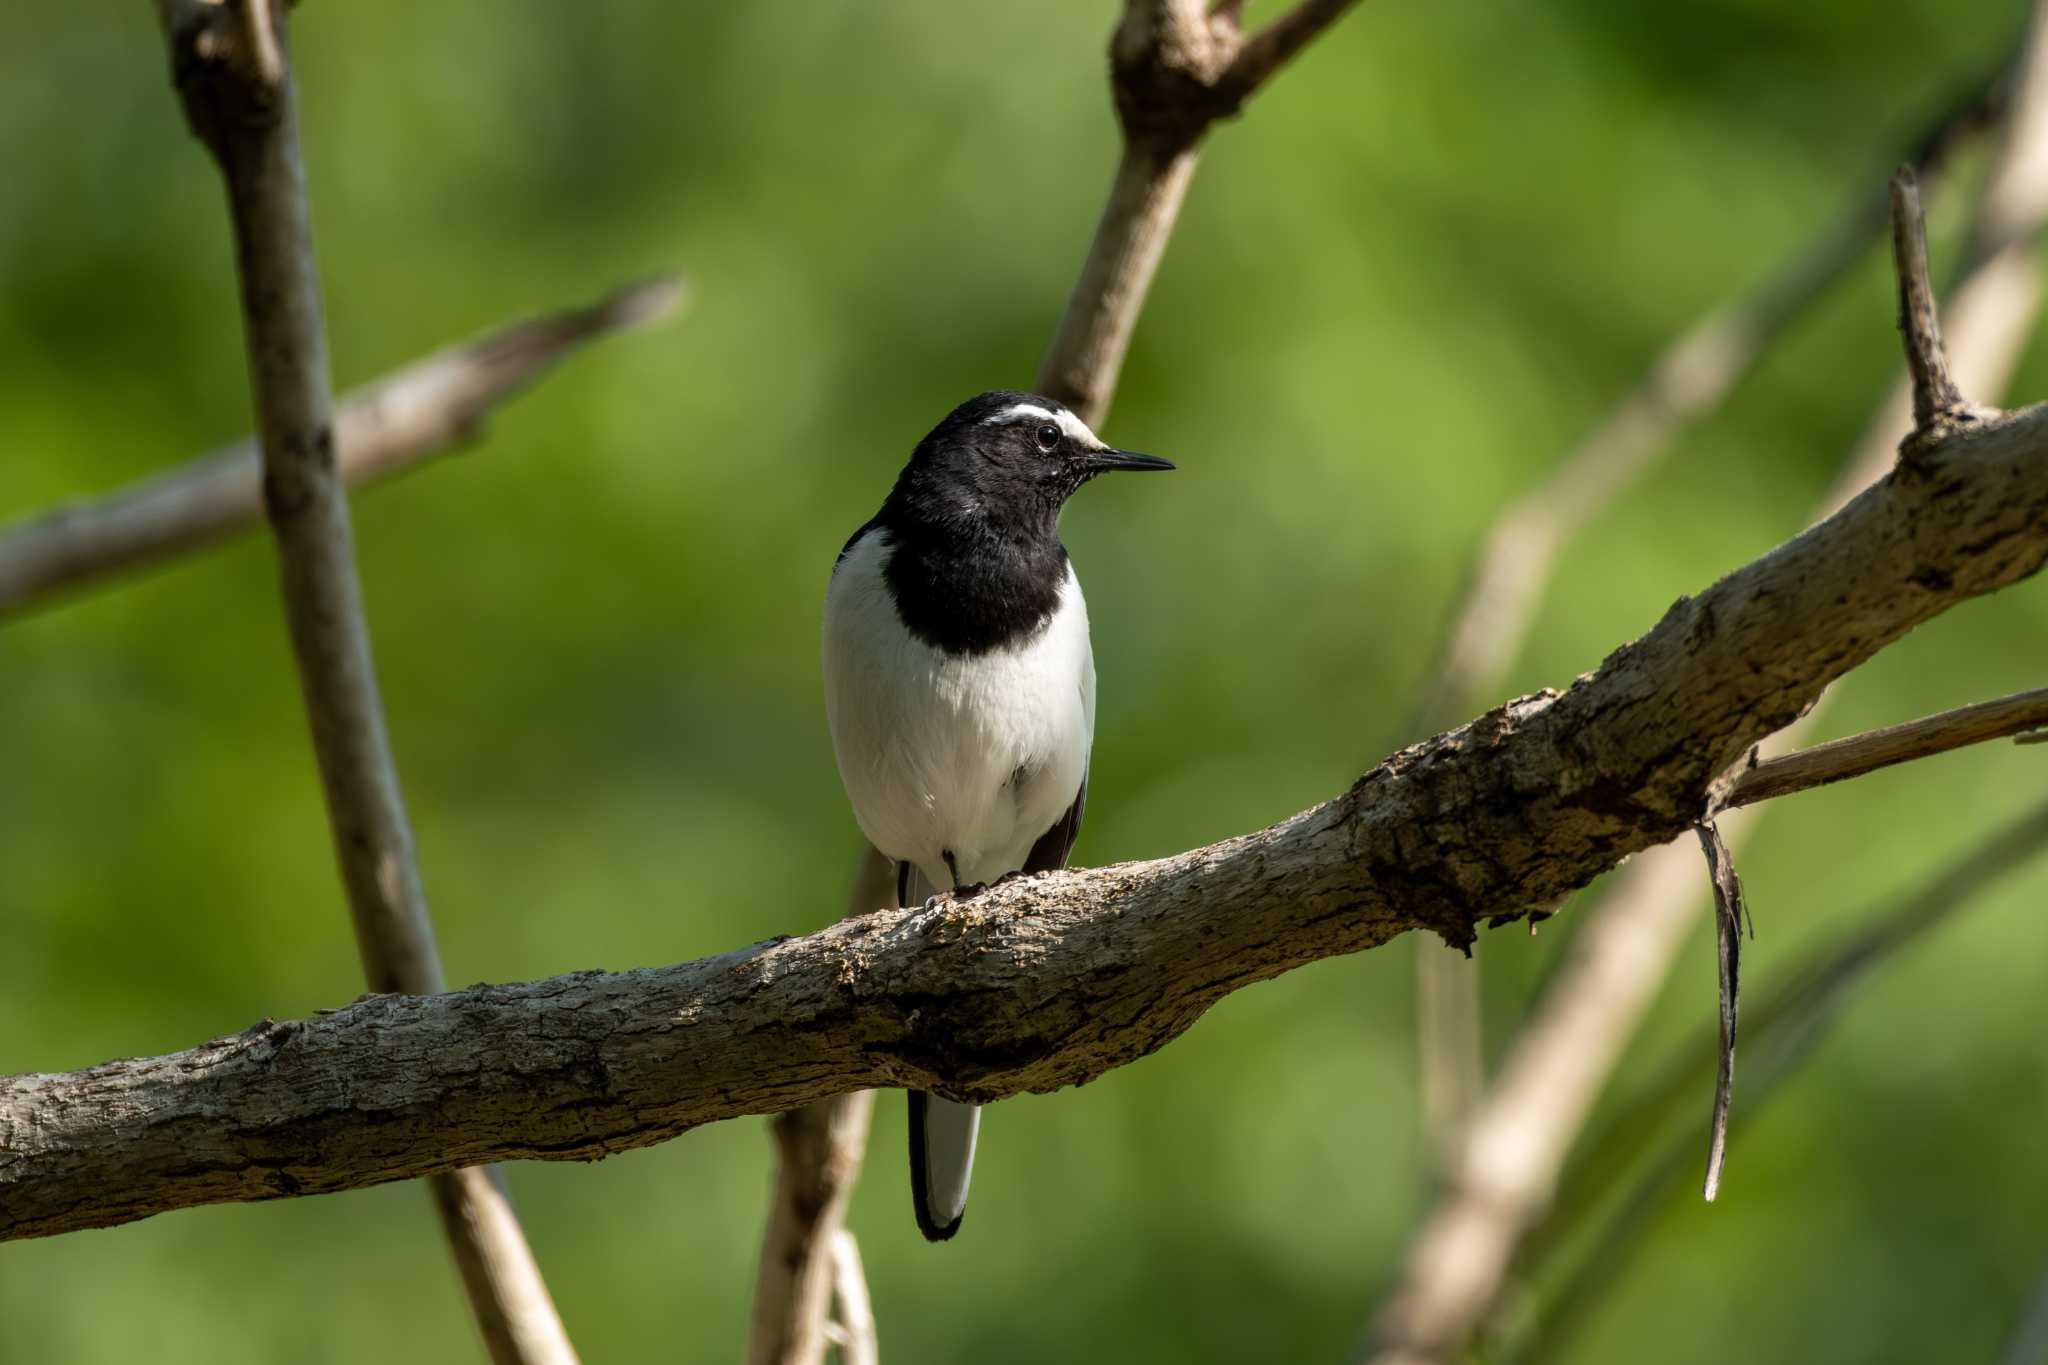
(0, 277), (681, 618)
(156, 4), (577, 1361)
(5, 391), (2047, 1241)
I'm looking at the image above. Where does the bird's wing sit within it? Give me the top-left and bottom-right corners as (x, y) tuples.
(1022, 770), (1087, 875)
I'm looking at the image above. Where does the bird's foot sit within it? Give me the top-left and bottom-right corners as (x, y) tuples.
(928, 880), (989, 906)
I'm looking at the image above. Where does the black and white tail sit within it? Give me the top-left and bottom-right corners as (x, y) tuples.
(901, 860), (980, 1241)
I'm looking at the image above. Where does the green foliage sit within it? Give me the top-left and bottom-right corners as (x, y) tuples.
(3, 2), (2045, 1361)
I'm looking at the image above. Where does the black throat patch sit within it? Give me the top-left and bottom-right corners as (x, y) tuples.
(855, 516), (1069, 656)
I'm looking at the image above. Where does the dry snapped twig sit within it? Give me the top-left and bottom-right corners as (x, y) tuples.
(1363, 17), (2048, 1351)
(752, 5), (1368, 1352)
(0, 277), (683, 618)
(1692, 822), (1748, 1202)
(153, 4), (576, 1362)
(1509, 792), (2048, 1365)
(1038, 0), (1363, 423)
(6, 374), (2048, 1238)
(1399, 70), (2000, 1155)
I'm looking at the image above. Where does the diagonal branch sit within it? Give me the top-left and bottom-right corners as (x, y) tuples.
(1039, 0), (1362, 423)
(154, 3), (577, 1362)
(0, 276), (683, 618)
(1714, 685), (2048, 810)
(6, 385), (2048, 1241)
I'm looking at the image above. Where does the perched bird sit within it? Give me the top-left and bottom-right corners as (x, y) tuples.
(821, 389), (1174, 1241)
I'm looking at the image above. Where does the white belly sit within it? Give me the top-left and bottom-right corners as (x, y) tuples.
(823, 527), (1095, 889)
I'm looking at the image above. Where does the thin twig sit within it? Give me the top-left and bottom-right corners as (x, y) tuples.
(155, 5), (576, 1362)
(0, 276), (683, 618)
(1397, 70), (2000, 1155)
(1715, 686), (2048, 811)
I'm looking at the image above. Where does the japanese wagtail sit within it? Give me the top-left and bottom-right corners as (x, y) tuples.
(822, 390), (1174, 1240)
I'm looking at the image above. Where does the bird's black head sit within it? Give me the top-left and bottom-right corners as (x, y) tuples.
(884, 390), (1175, 539)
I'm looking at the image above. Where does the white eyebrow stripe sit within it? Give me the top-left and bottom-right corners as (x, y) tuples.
(981, 403), (1106, 447)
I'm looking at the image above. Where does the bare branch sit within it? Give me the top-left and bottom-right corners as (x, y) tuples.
(156, 5), (576, 1361)
(746, 1092), (877, 1365)
(6, 395), (2048, 1239)
(1891, 167), (1973, 432)
(1221, 0), (1363, 100)
(825, 1231), (878, 1365)
(1037, 0), (1362, 423)
(746, 853), (891, 1365)
(0, 277), (683, 618)
(1715, 686), (2048, 811)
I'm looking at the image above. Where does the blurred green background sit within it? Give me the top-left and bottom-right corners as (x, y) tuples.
(4, 1), (2047, 1361)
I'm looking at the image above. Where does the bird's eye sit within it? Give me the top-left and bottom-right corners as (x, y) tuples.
(1035, 423), (1062, 450)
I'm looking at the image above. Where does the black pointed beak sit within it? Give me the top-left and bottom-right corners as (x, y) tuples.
(1084, 446), (1176, 474)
